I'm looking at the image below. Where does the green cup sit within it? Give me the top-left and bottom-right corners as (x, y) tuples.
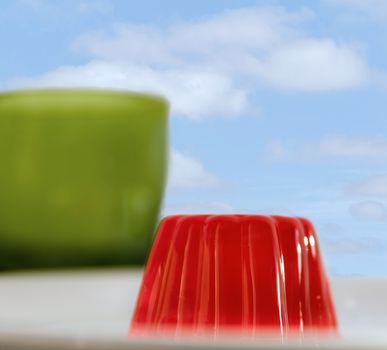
(0, 89), (168, 270)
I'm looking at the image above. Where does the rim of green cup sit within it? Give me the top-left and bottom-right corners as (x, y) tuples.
(0, 88), (169, 113)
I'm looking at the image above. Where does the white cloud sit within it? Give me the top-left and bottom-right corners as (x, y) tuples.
(10, 61), (247, 120)
(73, 24), (175, 66)
(168, 150), (221, 189)
(72, 7), (307, 63)
(349, 200), (387, 221)
(257, 39), (368, 91)
(8, 5), (369, 119)
(348, 175), (387, 197)
(75, 6), (369, 92)
(267, 135), (387, 161)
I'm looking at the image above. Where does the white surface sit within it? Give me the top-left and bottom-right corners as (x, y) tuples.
(0, 269), (387, 349)
(0, 269), (141, 338)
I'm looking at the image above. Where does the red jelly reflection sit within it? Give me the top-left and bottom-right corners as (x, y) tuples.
(130, 215), (337, 337)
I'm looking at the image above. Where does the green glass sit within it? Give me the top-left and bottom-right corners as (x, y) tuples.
(0, 89), (168, 270)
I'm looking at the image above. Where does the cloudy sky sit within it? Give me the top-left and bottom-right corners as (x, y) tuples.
(2, 0), (387, 276)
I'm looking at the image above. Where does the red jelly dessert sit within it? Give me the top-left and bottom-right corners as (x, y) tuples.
(130, 215), (337, 337)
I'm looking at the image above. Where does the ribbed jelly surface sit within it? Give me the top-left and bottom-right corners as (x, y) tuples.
(131, 215), (337, 336)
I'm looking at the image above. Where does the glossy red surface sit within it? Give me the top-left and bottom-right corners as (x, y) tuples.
(130, 215), (337, 337)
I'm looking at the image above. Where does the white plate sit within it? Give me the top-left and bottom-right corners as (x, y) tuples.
(0, 269), (386, 349)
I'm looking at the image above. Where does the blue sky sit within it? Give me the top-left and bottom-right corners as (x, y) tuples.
(1, 0), (387, 276)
